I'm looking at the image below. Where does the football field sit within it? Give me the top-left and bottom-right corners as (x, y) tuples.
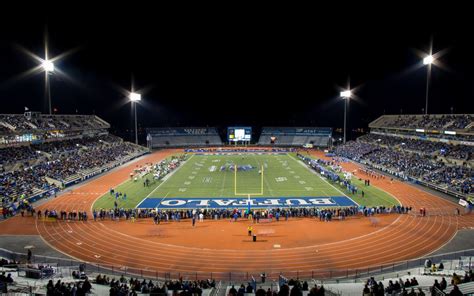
(92, 153), (399, 210)
(147, 153), (342, 198)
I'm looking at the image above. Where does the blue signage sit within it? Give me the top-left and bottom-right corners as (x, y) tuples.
(136, 196), (358, 209)
(146, 127), (218, 136)
(261, 127), (332, 136)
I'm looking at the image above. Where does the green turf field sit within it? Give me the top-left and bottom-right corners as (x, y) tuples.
(92, 153), (399, 209)
(312, 160), (400, 207)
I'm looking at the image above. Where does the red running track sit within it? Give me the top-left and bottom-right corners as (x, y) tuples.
(1, 150), (473, 280)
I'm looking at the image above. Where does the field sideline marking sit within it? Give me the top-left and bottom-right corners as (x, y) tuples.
(90, 173), (137, 213)
(219, 156), (227, 196)
(289, 154), (360, 206)
(135, 154), (195, 208)
(62, 152), (156, 214)
(154, 192), (171, 210)
(317, 157), (401, 207)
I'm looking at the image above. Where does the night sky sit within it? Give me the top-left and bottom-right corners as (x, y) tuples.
(1, 6), (473, 141)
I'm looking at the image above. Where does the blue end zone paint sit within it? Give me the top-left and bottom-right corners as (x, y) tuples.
(136, 196), (358, 209)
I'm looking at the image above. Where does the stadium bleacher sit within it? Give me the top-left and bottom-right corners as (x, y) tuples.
(369, 114), (474, 131)
(335, 114), (474, 199)
(369, 114), (474, 143)
(0, 114), (148, 215)
(0, 113), (109, 134)
(258, 127), (332, 147)
(147, 127), (223, 148)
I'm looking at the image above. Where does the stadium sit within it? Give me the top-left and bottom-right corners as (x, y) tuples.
(1, 12), (474, 296)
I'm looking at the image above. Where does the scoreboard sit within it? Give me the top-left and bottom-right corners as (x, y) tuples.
(227, 127), (252, 142)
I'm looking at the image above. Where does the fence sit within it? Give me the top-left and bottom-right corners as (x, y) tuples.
(1, 248), (473, 283)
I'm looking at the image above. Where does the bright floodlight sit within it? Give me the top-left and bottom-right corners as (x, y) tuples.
(423, 55), (434, 65)
(340, 90), (352, 98)
(42, 60), (55, 72)
(130, 92), (141, 102)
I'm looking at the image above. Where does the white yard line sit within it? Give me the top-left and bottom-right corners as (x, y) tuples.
(220, 160), (227, 196)
(289, 154), (360, 206)
(134, 155), (195, 208)
(153, 192), (171, 210)
(89, 176), (133, 214)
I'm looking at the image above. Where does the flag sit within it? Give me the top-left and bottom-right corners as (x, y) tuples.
(247, 195), (251, 214)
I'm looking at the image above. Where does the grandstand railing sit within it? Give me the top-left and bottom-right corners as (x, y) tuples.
(1, 248), (473, 282)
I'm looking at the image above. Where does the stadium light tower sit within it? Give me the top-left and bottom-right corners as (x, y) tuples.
(10, 27), (79, 115)
(130, 92), (141, 145)
(42, 60), (55, 72)
(340, 90), (351, 144)
(423, 54), (434, 115)
(42, 59), (55, 115)
(41, 27), (56, 115)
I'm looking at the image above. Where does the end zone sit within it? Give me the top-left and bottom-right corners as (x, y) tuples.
(136, 196), (358, 209)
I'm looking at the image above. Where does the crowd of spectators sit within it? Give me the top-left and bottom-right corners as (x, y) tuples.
(336, 135), (474, 195)
(362, 148), (444, 179)
(38, 203), (410, 225)
(428, 270), (474, 295)
(32, 141), (142, 181)
(392, 115), (419, 128)
(419, 115), (453, 129)
(268, 278), (326, 296)
(0, 114), (109, 133)
(1, 114), (37, 130)
(357, 134), (401, 147)
(1, 144), (132, 203)
(362, 276), (423, 296)
(46, 278), (91, 296)
(94, 274), (215, 296)
(361, 270), (474, 296)
(0, 135), (147, 214)
(30, 134), (122, 155)
(0, 145), (39, 166)
(423, 166), (474, 194)
(373, 114), (474, 130)
(450, 115), (474, 130)
(0, 168), (53, 204)
(358, 133), (474, 160)
(153, 155), (186, 180)
(333, 141), (378, 162)
(0, 272), (14, 294)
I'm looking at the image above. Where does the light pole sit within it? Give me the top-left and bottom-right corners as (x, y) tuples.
(340, 90), (351, 144)
(42, 60), (55, 114)
(423, 54), (434, 115)
(129, 92), (141, 145)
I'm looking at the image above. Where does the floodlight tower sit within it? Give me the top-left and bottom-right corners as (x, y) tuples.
(42, 59), (55, 114)
(130, 92), (141, 145)
(423, 54), (434, 115)
(340, 90), (352, 144)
